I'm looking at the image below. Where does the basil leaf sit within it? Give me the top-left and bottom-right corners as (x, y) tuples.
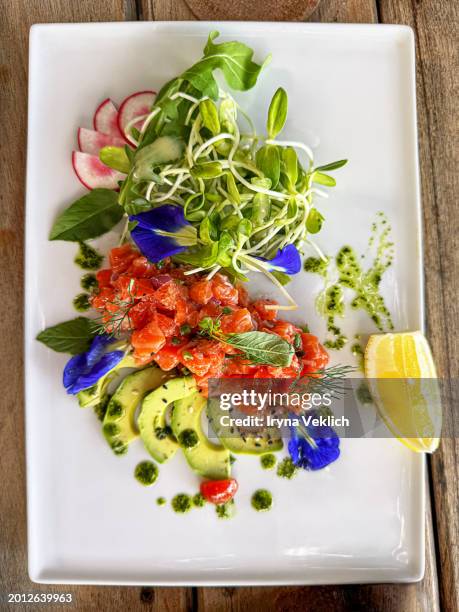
(224, 331), (294, 367)
(306, 208), (325, 234)
(37, 317), (99, 354)
(267, 87), (288, 139)
(313, 172), (336, 187)
(314, 159), (348, 172)
(199, 99), (220, 135)
(256, 145), (280, 188)
(182, 31), (270, 99)
(49, 189), (123, 242)
(99, 146), (130, 173)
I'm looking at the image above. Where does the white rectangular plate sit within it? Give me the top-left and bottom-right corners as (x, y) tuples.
(25, 22), (424, 585)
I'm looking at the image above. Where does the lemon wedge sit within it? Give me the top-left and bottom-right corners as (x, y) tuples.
(364, 331), (441, 453)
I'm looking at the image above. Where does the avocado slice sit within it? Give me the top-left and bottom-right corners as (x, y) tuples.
(103, 366), (170, 456)
(206, 398), (283, 454)
(138, 377), (196, 463)
(171, 392), (231, 480)
(77, 354), (137, 408)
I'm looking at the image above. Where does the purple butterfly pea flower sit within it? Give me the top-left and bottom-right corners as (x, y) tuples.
(129, 204), (197, 262)
(255, 244), (301, 275)
(63, 334), (124, 395)
(288, 410), (340, 470)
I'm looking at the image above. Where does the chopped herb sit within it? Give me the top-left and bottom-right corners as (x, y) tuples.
(222, 307), (233, 314)
(180, 324), (192, 335)
(216, 499), (235, 519)
(93, 393), (111, 422)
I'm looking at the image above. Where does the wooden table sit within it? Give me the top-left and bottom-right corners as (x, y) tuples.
(1, 1), (457, 610)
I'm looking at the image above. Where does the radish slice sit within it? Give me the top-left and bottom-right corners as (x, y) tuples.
(78, 128), (127, 155)
(118, 91), (156, 144)
(93, 98), (124, 139)
(72, 151), (125, 190)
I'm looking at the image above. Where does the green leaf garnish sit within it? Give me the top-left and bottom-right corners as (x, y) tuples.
(306, 208), (325, 234)
(223, 331), (294, 367)
(314, 159), (348, 172)
(36, 317), (99, 354)
(267, 87), (288, 139)
(99, 146), (131, 173)
(49, 189), (123, 242)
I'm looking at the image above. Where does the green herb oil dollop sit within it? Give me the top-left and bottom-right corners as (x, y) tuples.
(75, 241), (103, 270)
(172, 494), (192, 514)
(260, 453), (277, 470)
(277, 457), (298, 479)
(134, 461), (159, 486)
(251, 489), (273, 512)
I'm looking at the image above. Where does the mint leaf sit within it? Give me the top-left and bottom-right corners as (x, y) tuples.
(223, 331), (294, 367)
(36, 317), (99, 354)
(181, 31), (270, 99)
(50, 189), (123, 242)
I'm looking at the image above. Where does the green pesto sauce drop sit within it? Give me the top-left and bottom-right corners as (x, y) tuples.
(351, 342), (364, 371)
(260, 453), (277, 470)
(93, 393), (111, 422)
(178, 428), (199, 449)
(307, 213), (394, 351)
(106, 399), (125, 421)
(172, 494), (192, 514)
(192, 493), (206, 508)
(73, 293), (91, 312)
(134, 461), (158, 486)
(81, 273), (98, 292)
(277, 457), (298, 480)
(156, 497), (166, 506)
(251, 489), (273, 512)
(75, 241), (103, 270)
(216, 499), (235, 519)
(304, 256), (329, 277)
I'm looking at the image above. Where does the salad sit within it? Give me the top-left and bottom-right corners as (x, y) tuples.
(37, 32), (350, 515)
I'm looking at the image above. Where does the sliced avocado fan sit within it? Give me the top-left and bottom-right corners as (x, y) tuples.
(138, 377), (197, 463)
(77, 353), (137, 409)
(207, 397), (283, 454)
(103, 366), (170, 456)
(172, 391), (231, 480)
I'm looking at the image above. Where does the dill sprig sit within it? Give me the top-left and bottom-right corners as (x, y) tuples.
(95, 279), (137, 337)
(292, 364), (356, 396)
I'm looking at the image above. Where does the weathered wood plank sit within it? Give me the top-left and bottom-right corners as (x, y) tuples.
(378, 3), (459, 611)
(0, 1), (190, 609)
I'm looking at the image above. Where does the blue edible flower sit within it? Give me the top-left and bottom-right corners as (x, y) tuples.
(129, 205), (197, 262)
(63, 334), (124, 395)
(255, 244), (301, 275)
(288, 410), (340, 470)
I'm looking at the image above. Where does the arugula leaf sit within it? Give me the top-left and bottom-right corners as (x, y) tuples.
(181, 31), (270, 99)
(37, 317), (99, 354)
(223, 331), (294, 367)
(314, 159), (348, 172)
(267, 87), (288, 139)
(99, 146), (131, 173)
(49, 189), (124, 242)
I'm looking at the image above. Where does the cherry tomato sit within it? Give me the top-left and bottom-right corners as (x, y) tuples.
(200, 478), (238, 505)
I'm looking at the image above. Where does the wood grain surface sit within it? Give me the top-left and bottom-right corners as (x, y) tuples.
(0, 1), (457, 611)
